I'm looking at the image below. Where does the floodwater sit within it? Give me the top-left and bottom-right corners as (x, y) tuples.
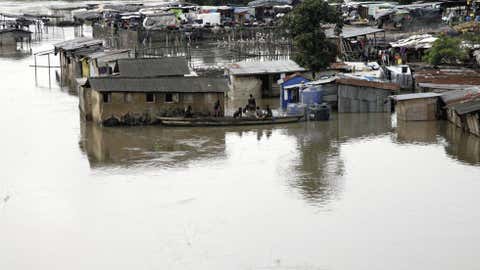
(1, 22), (480, 270)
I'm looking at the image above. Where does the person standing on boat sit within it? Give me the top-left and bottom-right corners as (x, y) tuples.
(247, 94), (256, 111)
(214, 100), (221, 117)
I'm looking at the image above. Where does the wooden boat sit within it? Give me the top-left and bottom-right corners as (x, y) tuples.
(158, 115), (303, 127)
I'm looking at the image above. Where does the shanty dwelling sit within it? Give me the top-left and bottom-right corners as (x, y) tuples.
(439, 88), (480, 122)
(446, 99), (480, 137)
(79, 77), (227, 126)
(391, 92), (442, 121)
(325, 26), (386, 61)
(225, 60), (306, 105)
(54, 37), (104, 88)
(0, 28), (32, 48)
(278, 74), (310, 110)
(337, 78), (399, 113)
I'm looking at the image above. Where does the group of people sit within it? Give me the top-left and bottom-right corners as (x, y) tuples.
(233, 94), (273, 119)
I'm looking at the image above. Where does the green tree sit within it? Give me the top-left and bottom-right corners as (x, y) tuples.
(283, 0), (343, 76)
(424, 35), (467, 66)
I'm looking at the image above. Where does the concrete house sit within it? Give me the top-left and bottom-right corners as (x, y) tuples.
(82, 77), (227, 126)
(80, 57), (227, 125)
(337, 77), (399, 113)
(225, 60), (306, 105)
(392, 92), (442, 121)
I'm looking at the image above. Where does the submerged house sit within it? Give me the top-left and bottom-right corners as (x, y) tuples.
(391, 92), (442, 121)
(337, 77), (399, 113)
(226, 60), (306, 105)
(446, 99), (480, 137)
(80, 57), (227, 125)
(0, 28), (32, 48)
(279, 73), (310, 110)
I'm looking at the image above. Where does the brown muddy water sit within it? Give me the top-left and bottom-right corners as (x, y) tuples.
(1, 23), (480, 270)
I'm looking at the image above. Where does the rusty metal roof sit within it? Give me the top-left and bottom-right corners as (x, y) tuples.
(336, 77), (400, 91)
(392, 92), (441, 101)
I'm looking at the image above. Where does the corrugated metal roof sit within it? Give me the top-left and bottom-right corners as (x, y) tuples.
(448, 99), (480, 115)
(392, 92), (441, 101)
(118, 57), (190, 77)
(89, 77), (227, 93)
(84, 49), (131, 60)
(326, 26), (384, 38)
(440, 88), (480, 104)
(337, 77), (400, 91)
(227, 60), (306, 75)
(54, 37), (103, 51)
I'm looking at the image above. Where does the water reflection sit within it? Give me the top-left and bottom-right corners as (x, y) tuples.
(395, 120), (442, 145)
(444, 123), (480, 165)
(79, 121), (227, 168)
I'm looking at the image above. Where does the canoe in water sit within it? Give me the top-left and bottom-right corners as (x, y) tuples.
(158, 116), (303, 127)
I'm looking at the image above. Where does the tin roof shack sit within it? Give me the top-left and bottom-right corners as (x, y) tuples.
(326, 26), (386, 61)
(337, 77), (399, 113)
(248, 0), (292, 23)
(83, 77), (226, 126)
(226, 60), (306, 105)
(446, 98), (480, 136)
(0, 28), (31, 49)
(440, 88), (480, 123)
(54, 37), (104, 87)
(389, 34), (437, 63)
(392, 92), (441, 121)
(49, 4), (87, 26)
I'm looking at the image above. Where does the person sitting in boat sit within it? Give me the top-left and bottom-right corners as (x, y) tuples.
(233, 107), (243, 118)
(247, 94), (256, 111)
(255, 106), (264, 118)
(184, 105), (193, 118)
(214, 100), (221, 117)
(265, 105), (273, 119)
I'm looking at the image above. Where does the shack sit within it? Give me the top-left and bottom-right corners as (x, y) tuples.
(80, 77), (227, 126)
(337, 77), (399, 113)
(326, 26), (386, 61)
(226, 60), (306, 104)
(0, 28), (31, 48)
(392, 92), (441, 121)
(54, 37), (104, 86)
(446, 99), (480, 137)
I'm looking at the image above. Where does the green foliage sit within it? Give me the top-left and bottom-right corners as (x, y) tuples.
(424, 35), (467, 66)
(398, 0), (413, 4)
(282, 0), (343, 73)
